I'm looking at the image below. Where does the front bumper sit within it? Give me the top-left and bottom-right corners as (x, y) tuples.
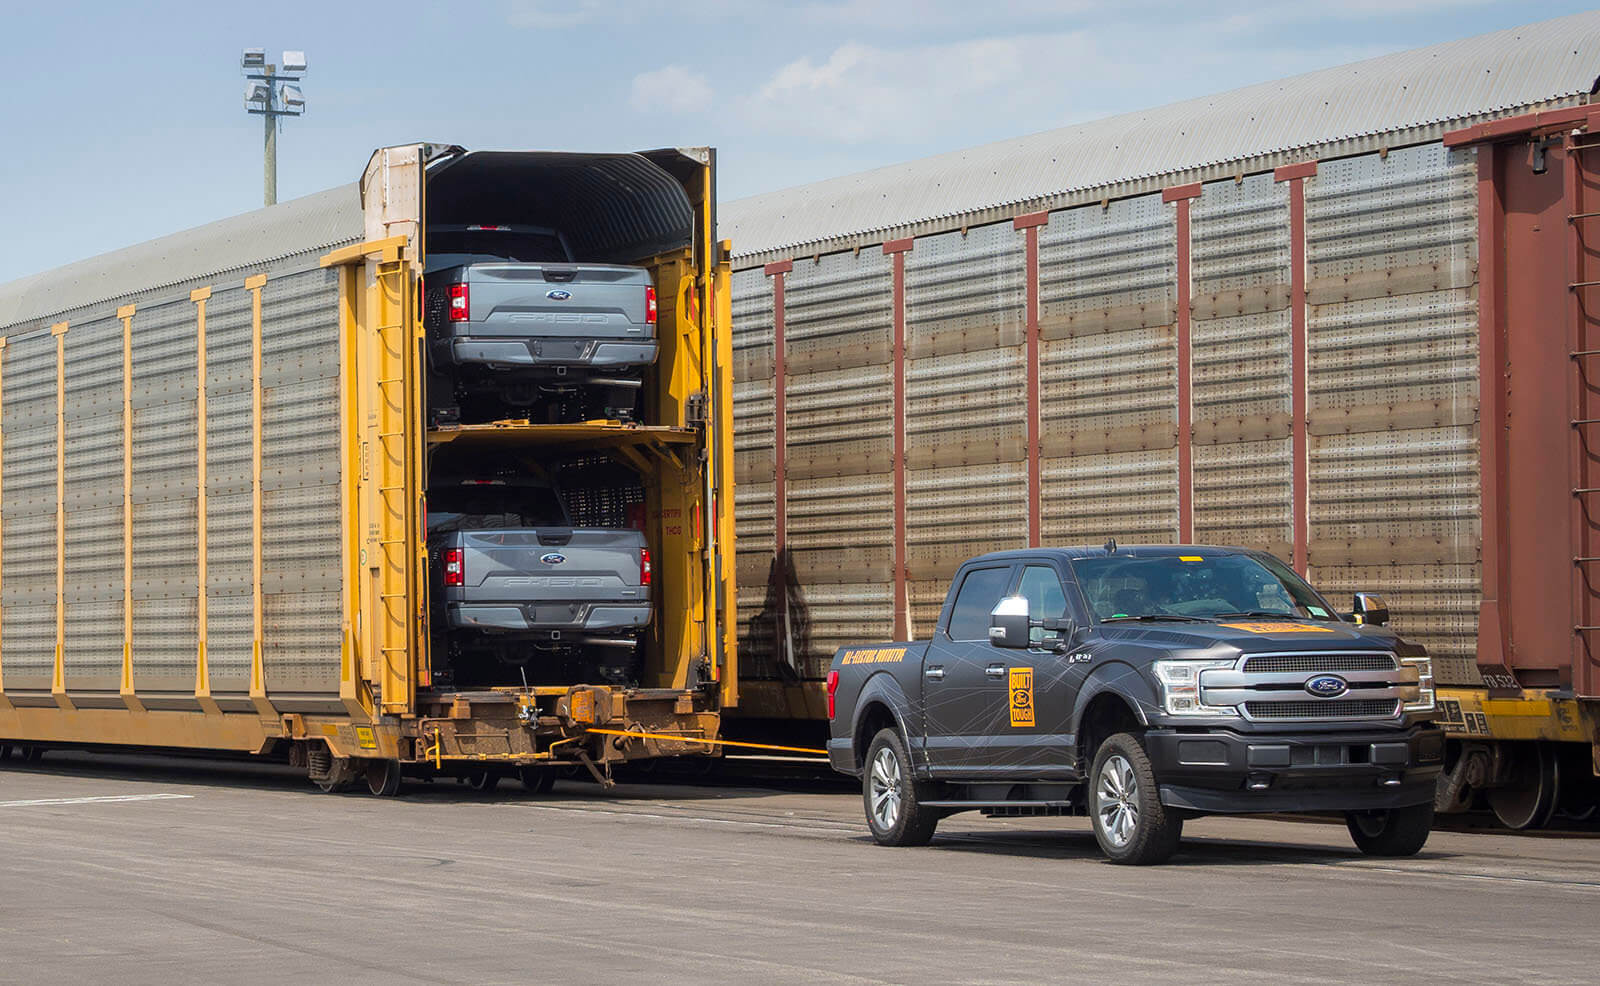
(450, 337), (658, 375)
(448, 602), (651, 634)
(1145, 724), (1445, 814)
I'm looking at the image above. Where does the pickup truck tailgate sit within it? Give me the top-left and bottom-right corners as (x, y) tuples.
(460, 263), (651, 342)
(455, 528), (647, 605)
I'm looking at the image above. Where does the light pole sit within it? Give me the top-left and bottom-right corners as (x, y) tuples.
(242, 49), (307, 207)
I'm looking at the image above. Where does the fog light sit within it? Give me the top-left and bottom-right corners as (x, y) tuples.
(1246, 772), (1273, 791)
(1379, 774), (1402, 787)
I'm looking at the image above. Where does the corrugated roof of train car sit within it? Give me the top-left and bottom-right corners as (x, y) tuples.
(720, 11), (1600, 267)
(0, 183), (363, 333)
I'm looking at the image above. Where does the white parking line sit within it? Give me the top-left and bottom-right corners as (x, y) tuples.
(0, 793), (195, 808)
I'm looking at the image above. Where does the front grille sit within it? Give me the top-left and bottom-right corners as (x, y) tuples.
(1244, 699), (1399, 720)
(1242, 653), (1396, 674)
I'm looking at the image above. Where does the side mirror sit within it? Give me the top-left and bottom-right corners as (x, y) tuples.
(988, 596), (1031, 649)
(1352, 592), (1389, 627)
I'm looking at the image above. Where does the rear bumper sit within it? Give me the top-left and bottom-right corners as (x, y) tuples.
(447, 602), (651, 634)
(449, 338), (657, 375)
(1145, 724), (1445, 814)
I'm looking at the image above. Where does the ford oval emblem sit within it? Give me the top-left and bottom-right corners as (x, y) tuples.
(539, 552), (566, 565)
(1304, 674), (1349, 698)
(546, 289), (572, 301)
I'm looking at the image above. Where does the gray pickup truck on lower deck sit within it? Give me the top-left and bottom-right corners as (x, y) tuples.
(428, 478), (651, 688)
(827, 545), (1444, 864)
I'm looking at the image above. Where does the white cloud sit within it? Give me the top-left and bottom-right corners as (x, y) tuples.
(739, 33), (1098, 142)
(631, 65), (715, 114)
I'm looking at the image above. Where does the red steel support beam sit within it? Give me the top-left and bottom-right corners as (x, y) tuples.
(1471, 144), (1512, 681)
(1444, 104), (1600, 147)
(1275, 160), (1316, 576)
(1164, 184), (1200, 542)
(764, 260), (792, 557)
(884, 237), (914, 640)
(1015, 211), (1048, 547)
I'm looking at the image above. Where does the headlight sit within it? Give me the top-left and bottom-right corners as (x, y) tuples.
(1152, 659), (1239, 717)
(1401, 656), (1435, 715)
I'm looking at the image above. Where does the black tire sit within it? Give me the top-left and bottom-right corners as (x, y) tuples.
(862, 728), (939, 847)
(465, 769), (499, 793)
(519, 766), (557, 794)
(1345, 802), (1433, 857)
(1089, 732), (1183, 865)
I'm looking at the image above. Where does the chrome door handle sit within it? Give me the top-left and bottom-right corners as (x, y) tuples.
(985, 664), (1006, 678)
(925, 667), (945, 681)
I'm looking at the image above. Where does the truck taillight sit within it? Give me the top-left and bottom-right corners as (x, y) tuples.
(645, 285), (657, 326)
(448, 283), (469, 321)
(826, 670), (840, 720)
(640, 547), (652, 586)
(443, 548), (464, 587)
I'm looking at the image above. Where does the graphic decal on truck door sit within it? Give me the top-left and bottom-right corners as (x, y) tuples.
(1009, 667), (1035, 727)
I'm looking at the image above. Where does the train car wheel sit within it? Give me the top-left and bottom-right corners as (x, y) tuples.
(1485, 742), (1560, 830)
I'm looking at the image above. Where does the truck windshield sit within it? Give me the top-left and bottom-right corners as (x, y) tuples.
(425, 230), (570, 271)
(427, 484), (569, 531)
(1070, 553), (1339, 623)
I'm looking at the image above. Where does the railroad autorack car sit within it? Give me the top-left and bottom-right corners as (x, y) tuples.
(0, 143), (739, 793)
(723, 12), (1600, 826)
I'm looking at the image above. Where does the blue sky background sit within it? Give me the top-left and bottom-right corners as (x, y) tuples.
(0, 0), (1592, 282)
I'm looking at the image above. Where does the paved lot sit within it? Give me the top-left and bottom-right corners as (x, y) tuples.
(0, 752), (1595, 985)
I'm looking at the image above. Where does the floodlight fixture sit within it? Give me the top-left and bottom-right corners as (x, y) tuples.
(238, 46), (309, 206)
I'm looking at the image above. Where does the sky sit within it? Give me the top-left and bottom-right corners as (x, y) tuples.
(0, 0), (1593, 283)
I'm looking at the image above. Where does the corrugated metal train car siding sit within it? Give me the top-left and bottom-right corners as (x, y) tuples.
(1189, 174), (1293, 557)
(905, 223), (1026, 632)
(0, 261), (347, 709)
(1, 331), (59, 696)
(259, 269), (344, 704)
(730, 267), (778, 677)
(782, 251), (894, 679)
(1304, 144), (1481, 684)
(730, 140), (1488, 695)
(1038, 194), (1179, 549)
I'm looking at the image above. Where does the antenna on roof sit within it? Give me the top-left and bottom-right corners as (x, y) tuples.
(1104, 538), (1117, 554)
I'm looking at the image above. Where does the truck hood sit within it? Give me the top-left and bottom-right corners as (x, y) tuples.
(1098, 619), (1403, 654)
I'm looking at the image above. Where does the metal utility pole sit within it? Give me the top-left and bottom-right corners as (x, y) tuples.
(242, 50), (307, 207)
(263, 65), (277, 206)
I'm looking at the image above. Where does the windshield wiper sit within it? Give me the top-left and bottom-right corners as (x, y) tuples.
(1212, 611), (1304, 620)
(1100, 614), (1216, 623)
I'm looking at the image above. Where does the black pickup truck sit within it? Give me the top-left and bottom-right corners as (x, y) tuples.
(826, 545), (1444, 864)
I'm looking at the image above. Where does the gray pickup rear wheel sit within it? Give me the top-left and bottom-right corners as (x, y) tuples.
(1089, 732), (1183, 865)
(862, 728), (939, 847)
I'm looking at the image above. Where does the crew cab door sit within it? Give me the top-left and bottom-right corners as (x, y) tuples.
(991, 563), (1087, 777)
(921, 564), (1016, 773)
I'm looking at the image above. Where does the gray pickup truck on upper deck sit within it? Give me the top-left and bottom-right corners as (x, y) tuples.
(827, 545), (1444, 864)
(427, 477), (651, 688)
(424, 224), (657, 423)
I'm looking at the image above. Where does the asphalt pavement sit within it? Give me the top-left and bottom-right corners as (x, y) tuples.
(0, 751), (1594, 985)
